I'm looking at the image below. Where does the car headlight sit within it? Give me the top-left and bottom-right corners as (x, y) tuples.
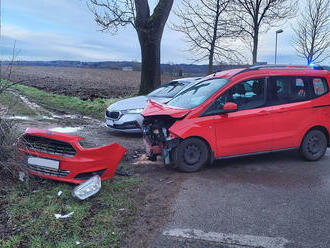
(72, 175), (101, 200)
(122, 108), (144, 114)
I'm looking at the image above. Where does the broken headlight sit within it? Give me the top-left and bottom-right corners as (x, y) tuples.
(72, 175), (101, 200)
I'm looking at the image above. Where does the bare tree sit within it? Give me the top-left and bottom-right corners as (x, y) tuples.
(172, 0), (243, 74)
(293, 0), (330, 64)
(232, 0), (297, 64)
(0, 44), (26, 180)
(88, 0), (174, 94)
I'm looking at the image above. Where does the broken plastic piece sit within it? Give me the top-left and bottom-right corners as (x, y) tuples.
(54, 211), (74, 219)
(18, 171), (26, 182)
(72, 175), (101, 200)
(57, 191), (63, 197)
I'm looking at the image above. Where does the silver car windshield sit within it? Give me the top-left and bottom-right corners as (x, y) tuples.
(148, 81), (188, 98)
(167, 78), (229, 109)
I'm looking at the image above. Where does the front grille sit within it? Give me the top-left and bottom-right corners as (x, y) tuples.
(113, 121), (140, 130)
(21, 135), (76, 157)
(106, 110), (120, 119)
(26, 163), (70, 177)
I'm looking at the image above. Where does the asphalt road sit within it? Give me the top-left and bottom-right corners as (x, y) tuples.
(153, 149), (330, 248)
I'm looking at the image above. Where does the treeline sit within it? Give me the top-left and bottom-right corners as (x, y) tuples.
(3, 61), (252, 76)
(4, 61), (329, 76)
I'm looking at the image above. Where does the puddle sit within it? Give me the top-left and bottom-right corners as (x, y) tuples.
(3, 115), (55, 121)
(18, 95), (43, 111)
(3, 116), (32, 120)
(40, 115), (55, 120)
(52, 114), (94, 121)
(49, 127), (81, 133)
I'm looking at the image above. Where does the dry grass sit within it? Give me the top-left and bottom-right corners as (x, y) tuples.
(0, 118), (23, 180)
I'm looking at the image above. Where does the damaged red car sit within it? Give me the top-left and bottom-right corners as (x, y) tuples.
(18, 128), (126, 184)
(142, 65), (330, 172)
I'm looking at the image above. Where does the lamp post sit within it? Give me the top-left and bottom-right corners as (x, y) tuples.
(275, 29), (283, 64)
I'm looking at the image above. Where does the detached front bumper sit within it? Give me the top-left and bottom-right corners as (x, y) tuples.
(19, 128), (126, 184)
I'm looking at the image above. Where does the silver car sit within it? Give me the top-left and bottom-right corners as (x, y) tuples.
(105, 77), (201, 133)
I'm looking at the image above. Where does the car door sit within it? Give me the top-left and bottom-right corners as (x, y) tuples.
(267, 76), (327, 150)
(209, 77), (274, 157)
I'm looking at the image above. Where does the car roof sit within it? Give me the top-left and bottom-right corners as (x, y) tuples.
(211, 65), (330, 79)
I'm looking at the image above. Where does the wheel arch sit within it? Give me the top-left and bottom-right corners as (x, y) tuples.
(301, 125), (330, 147)
(182, 136), (215, 161)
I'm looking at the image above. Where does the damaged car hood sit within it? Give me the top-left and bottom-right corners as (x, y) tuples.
(142, 99), (190, 118)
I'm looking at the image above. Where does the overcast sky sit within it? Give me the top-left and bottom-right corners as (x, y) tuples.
(1, 0), (327, 65)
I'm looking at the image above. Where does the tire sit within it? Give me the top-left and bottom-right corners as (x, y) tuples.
(300, 130), (328, 161)
(174, 137), (210, 172)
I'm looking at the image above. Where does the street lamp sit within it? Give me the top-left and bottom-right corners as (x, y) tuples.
(275, 29), (283, 64)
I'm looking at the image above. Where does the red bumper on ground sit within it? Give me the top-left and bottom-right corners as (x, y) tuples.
(19, 128), (126, 184)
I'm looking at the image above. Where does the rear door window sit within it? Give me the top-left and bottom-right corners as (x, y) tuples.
(267, 76), (329, 106)
(312, 78), (328, 96)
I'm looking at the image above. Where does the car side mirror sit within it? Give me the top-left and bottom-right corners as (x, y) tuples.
(222, 102), (238, 113)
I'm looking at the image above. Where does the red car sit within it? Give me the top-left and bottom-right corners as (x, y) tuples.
(142, 65), (330, 172)
(19, 128), (126, 184)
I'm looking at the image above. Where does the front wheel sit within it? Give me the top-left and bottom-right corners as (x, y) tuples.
(300, 130), (327, 161)
(173, 137), (210, 172)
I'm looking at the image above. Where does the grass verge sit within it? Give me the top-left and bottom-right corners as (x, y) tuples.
(0, 91), (38, 117)
(0, 173), (141, 248)
(5, 81), (121, 120)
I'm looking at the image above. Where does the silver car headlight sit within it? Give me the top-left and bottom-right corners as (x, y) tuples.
(122, 108), (144, 114)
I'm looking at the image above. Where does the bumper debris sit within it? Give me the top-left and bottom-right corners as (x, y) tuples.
(18, 128), (126, 184)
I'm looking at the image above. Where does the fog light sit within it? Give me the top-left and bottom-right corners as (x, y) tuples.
(72, 175), (101, 200)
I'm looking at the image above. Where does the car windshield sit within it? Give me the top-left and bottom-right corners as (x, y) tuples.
(167, 78), (229, 109)
(148, 81), (188, 98)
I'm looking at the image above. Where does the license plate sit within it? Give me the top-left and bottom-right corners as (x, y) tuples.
(27, 156), (60, 170)
(106, 119), (114, 126)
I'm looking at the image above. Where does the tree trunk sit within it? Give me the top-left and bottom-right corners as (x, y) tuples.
(134, 0), (173, 95)
(208, 49), (214, 74)
(252, 29), (259, 64)
(138, 31), (161, 95)
(208, 0), (220, 75)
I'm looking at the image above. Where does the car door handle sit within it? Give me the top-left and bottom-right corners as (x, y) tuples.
(257, 110), (270, 116)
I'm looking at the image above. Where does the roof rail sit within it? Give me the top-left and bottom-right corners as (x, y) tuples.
(250, 64), (324, 70)
(229, 64), (325, 79)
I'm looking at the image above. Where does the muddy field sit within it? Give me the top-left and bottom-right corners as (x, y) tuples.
(2, 66), (176, 100)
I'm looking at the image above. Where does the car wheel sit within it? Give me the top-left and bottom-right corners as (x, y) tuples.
(174, 137), (210, 172)
(300, 130), (328, 161)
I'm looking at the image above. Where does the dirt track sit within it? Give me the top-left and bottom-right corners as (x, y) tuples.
(3, 66), (176, 100)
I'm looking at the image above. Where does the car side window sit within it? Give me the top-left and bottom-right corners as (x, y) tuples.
(312, 78), (328, 96)
(207, 78), (266, 113)
(267, 76), (329, 106)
